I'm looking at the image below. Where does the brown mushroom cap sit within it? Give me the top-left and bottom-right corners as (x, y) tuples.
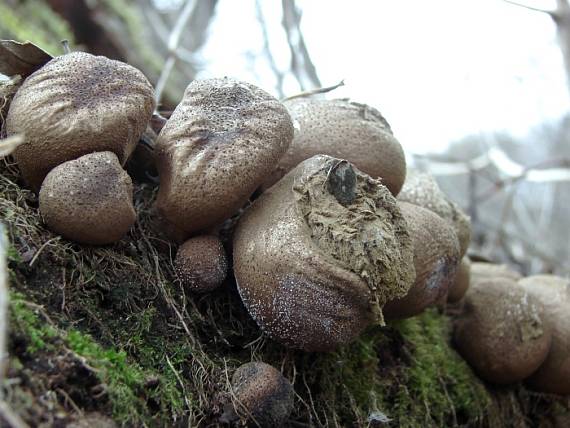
(39, 152), (136, 245)
(453, 278), (552, 385)
(470, 262), (522, 287)
(518, 275), (570, 395)
(6, 52), (155, 191)
(383, 202), (461, 320)
(174, 235), (228, 293)
(397, 169), (471, 257)
(264, 98), (406, 196)
(448, 256), (471, 303)
(222, 362), (294, 427)
(155, 77), (293, 239)
(233, 155), (415, 352)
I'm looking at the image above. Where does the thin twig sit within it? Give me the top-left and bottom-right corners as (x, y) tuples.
(0, 401), (30, 428)
(281, 0), (321, 90)
(0, 225), (8, 396)
(283, 80), (345, 102)
(255, 0), (286, 98)
(165, 354), (193, 412)
(503, 0), (556, 16)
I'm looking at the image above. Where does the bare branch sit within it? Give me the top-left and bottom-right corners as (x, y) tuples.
(154, 0), (198, 107)
(415, 149), (570, 183)
(281, 0), (321, 90)
(255, 0), (286, 98)
(283, 79), (345, 101)
(503, 0), (557, 16)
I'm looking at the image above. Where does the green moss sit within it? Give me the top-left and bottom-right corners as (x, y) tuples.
(10, 292), (57, 353)
(0, 3), (73, 56)
(295, 309), (492, 427)
(8, 291), (187, 426)
(389, 309), (491, 427)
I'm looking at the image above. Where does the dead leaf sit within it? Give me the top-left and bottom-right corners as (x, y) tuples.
(0, 134), (24, 158)
(0, 40), (53, 78)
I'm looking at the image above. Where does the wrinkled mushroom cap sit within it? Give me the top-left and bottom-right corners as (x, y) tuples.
(174, 235), (228, 293)
(453, 278), (552, 385)
(155, 77), (293, 238)
(398, 169), (471, 257)
(264, 98), (406, 196)
(383, 202), (461, 320)
(39, 152), (136, 245)
(6, 52), (155, 191)
(233, 155), (415, 351)
(519, 275), (570, 395)
(448, 256), (471, 303)
(222, 362), (294, 427)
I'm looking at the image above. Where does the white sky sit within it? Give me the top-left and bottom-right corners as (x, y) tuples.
(177, 1), (570, 154)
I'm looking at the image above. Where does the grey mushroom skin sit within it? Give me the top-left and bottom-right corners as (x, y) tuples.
(155, 77), (293, 239)
(470, 262), (522, 287)
(222, 362), (294, 427)
(7, 52), (154, 191)
(453, 278), (552, 385)
(447, 256), (471, 303)
(519, 275), (570, 395)
(233, 155), (414, 352)
(174, 235), (228, 293)
(39, 151), (136, 245)
(264, 98), (407, 196)
(383, 202), (461, 320)
(398, 169), (471, 257)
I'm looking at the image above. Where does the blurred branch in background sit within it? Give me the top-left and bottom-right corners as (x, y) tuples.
(256, 0), (285, 98)
(505, 0), (570, 96)
(154, 0), (203, 107)
(414, 131), (570, 276)
(281, 0), (321, 90)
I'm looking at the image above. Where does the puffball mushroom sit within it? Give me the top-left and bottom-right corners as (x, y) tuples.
(6, 52), (154, 191)
(470, 262), (522, 287)
(221, 362), (294, 427)
(233, 155), (415, 352)
(155, 77), (293, 238)
(519, 275), (570, 395)
(174, 235), (228, 293)
(453, 278), (552, 385)
(397, 169), (471, 257)
(39, 152), (136, 245)
(383, 202), (461, 320)
(264, 98), (407, 196)
(447, 256), (471, 303)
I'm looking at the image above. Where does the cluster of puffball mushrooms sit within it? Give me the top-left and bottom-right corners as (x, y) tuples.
(4, 49), (569, 425)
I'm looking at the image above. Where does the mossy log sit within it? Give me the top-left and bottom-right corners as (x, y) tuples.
(1, 160), (569, 427)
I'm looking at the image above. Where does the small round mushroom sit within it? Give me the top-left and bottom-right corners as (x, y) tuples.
(174, 235), (228, 293)
(397, 169), (471, 257)
(233, 155), (415, 351)
(519, 275), (570, 395)
(264, 98), (407, 196)
(383, 202), (461, 320)
(6, 52), (154, 191)
(470, 262), (522, 287)
(447, 256), (471, 303)
(39, 152), (136, 245)
(155, 77), (293, 238)
(221, 362), (294, 427)
(453, 278), (552, 385)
